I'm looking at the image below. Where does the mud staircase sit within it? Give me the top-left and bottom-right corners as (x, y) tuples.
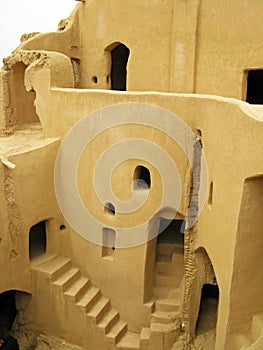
(31, 254), (146, 350)
(151, 241), (184, 330)
(30, 248), (185, 350)
(231, 314), (263, 350)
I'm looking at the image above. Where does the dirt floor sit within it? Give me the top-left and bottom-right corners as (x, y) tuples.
(12, 322), (84, 350)
(191, 296), (218, 350)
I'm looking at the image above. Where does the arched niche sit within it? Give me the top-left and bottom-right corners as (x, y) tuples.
(190, 247), (219, 340)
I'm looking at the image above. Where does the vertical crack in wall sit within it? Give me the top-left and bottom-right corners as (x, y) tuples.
(181, 139), (202, 349)
(71, 58), (81, 88)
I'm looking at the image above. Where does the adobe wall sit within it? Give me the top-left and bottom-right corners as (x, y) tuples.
(1, 45), (262, 346)
(18, 0), (263, 99)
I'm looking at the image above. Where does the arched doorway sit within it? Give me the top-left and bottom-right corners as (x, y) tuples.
(195, 284), (219, 335)
(109, 43), (130, 91)
(192, 248), (219, 349)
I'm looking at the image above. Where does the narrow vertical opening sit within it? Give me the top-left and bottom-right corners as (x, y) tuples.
(71, 58), (81, 88)
(246, 70), (263, 104)
(110, 44), (130, 91)
(195, 284), (219, 336)
(29, 221), (47, 261)
(208, 181), (213, 205)
(102, 228), (116, 258)
(134, 165), (151, 190)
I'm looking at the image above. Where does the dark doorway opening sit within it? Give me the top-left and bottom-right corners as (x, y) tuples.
(157, 218), (184, 245)
(196, 284), (219, 335)
(110, 44), (130, 91)
(156, 218), (184, 263)
(134, 165), (151, 190)
(0, 291), (17, 336)
(29, 221), (47, 261)
(246, 70), (263, 104)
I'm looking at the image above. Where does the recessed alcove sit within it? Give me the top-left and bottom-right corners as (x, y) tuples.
(29, 221), (47, 261)
(102, 228), (116, 258)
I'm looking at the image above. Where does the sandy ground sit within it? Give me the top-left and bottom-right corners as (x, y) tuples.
(12, 324), (84, 350)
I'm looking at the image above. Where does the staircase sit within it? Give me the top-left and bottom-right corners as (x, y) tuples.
(31, 254), (145, 350)
(30, 249), (184, 350)
(231, 314), (263, 350)
(152, 242), (184, 325)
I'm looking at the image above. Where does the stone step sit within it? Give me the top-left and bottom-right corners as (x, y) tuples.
(155, 273), (181, 287)
(53, 267), (81, 292)
(150, 322), (170, 333)
(32, 255), (72, 280)
(87, 297), (111, 323)
(154, 285), (174, 299)
(152, 311), (173, 324)
(156, 243), (175, 256)
(116, 331), (140, 349)
(169, 287), (183, 299)
(64, 276), (90, 302)
(140, 327), (151, 350)
(156, 261), (177, 275)
(155, 299), (180, 312)
(156, 254), (171, 263)
(171, 250), (184, 265)
(97, 308), (120, 334)
(30, 253), (57, 267)
(76, 286), (101, 311)
(106, 319), (128, 344)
